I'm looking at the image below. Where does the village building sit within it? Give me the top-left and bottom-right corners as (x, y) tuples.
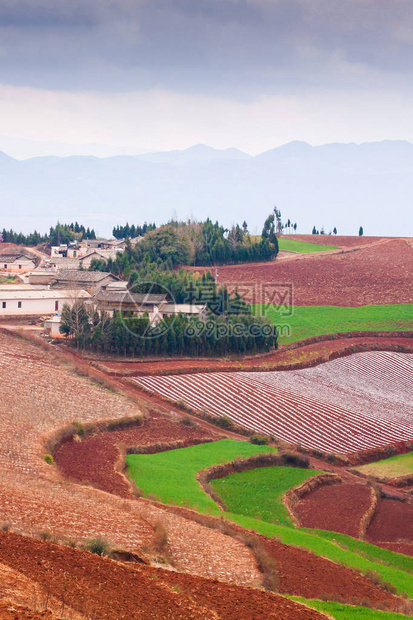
(95, 288), (207, 323)
(95, 289), (168, 319)
(161, 303), (208, 319)
(0, 285), (90, 317)
(0, 254), (36, 273)
(28, 267), (59, 286)
(84, 238), (126, 251)
(53, 270), (120, 294)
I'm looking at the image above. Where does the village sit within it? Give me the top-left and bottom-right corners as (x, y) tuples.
(0, 236), (206, 337)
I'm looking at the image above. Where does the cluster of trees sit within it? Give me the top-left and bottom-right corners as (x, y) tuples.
(312, 226), (338, 235)
(1, 222), (96, 246)
(191, 218), (278, 265)
(95, 211), (280, 276)
(1, 229), (47, 245)
(312, 226), (364, 236)
(112, 222), (156, 239)
(49, 222), (96, 245)
(60, 302), (276, 357)
(280, 218), (298, 233)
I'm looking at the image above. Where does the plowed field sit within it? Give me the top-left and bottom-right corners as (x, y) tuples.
(0, 330), (261, 585)
(192, 238), (413, 306)
(0, 532), (329, 620)
(132, 351), (413, 454)
(293, 482), (374, 537)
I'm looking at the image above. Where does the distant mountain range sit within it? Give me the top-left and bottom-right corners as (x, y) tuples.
(0, 140), (412, 237)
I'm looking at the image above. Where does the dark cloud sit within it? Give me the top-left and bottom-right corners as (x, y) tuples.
(0, 0), (412, 96)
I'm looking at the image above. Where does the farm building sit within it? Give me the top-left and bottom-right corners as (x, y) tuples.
(95, 289), (207, 322)
(0, 286), (90, 317)
(0, 254), (36, 273)
(28, 267), (58, 285)
(96, 290), (168, 318)
(161, 303), (208, 319)
(54, 270), (120, 294)
(48, 257), (82, 270)
(79, 250), (120, 269)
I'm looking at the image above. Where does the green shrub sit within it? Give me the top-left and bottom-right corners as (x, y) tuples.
(43, 453), (55, 465)
(86, 537), (109, 556)
(72, 421), (85, 437)
(250, 434), (269, 445)
(214, 415), (234, 429)
(281, 451), (309, 468)
(180, 415), (196, 427)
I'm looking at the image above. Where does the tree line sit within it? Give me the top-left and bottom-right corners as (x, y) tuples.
(60, 298), (277, 357)
(1, 222), (96, 246)
(112, 222), (156, 240)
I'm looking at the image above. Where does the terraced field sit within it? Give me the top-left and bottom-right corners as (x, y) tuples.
(133, 351), (413, 454)
(278, 238), (338, 253)
(355, 452), (413, 479)
(0, 330), (262, 585)
(257, 303), (413, 344)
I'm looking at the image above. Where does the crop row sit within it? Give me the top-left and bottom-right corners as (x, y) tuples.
(133, 352), (413, 454)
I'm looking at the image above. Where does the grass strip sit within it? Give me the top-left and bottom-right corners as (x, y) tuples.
(354, 452), (413, 479)
(278, 238), (338, 253)
(224, 514), (413, 597)
(254, 304), (413, 344)
(126, 439), (274, 513)
(291, 598), (411, 619)
(211, 466), (321, 527)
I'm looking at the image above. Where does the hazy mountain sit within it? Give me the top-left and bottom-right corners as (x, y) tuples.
(0, 141), (412, 237)
(0, 135), (152, 160)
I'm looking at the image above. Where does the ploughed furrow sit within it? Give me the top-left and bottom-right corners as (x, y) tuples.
(247, 372), (413, 435)
(302, 351), (413, 403)
(221, 374), (408, 450)
(132, 352), (413, 455)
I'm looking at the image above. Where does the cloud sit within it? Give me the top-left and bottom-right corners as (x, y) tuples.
(1, 83), (412, 155)
(0, 0), (412, 97)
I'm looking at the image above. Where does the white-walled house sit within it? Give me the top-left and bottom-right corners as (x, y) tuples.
(0, 286), (90, 317)
(0, 254), (36, 274)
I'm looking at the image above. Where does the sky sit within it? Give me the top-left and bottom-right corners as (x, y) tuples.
(1, 0), (413, 156)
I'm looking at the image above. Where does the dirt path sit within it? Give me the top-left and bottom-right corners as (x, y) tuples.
(90, 333), (413, 376)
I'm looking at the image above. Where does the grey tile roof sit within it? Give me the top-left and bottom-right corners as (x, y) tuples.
(0, 254), (35, 262)
(96, 290), (167, 305)
(57, 270), (116, 283)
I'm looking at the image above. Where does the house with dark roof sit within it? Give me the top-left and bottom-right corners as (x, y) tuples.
(0, 254), (36, 273)
(95, 289), (167, 317)
(54, 270), (120, 294)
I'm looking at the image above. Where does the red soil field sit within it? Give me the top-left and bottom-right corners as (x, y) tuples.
(191, 238), (413, 306)
(366, 499), (413, 545)
(293, 482), (373, 537)
(55, 427), (403, 610)
(0, 532), (329, 620)
(260, 536), (400, 609)
(0, 330), (263, 586)
(54, 411), (219, 497)
(0, 604), (57, 620)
